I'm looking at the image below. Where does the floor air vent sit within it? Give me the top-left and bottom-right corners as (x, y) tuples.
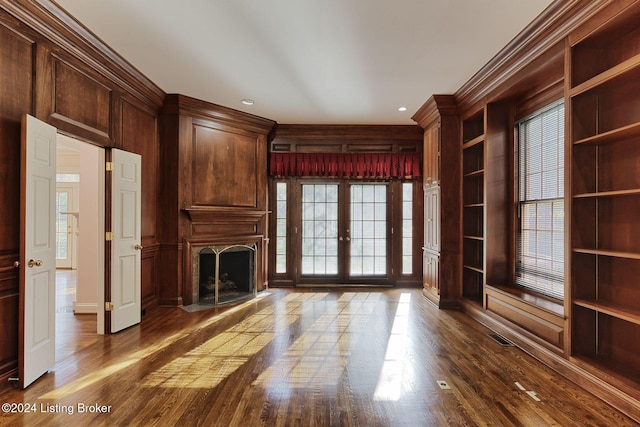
(488, 332), (513, 347)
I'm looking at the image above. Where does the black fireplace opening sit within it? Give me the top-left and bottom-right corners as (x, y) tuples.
(198, 246), (255, 305)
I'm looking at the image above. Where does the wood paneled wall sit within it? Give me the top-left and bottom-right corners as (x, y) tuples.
(271, 124), (423, 153)
(160, 95), (276, 306)
(0, 0), (278, 391)
(0, 0), (164, 390)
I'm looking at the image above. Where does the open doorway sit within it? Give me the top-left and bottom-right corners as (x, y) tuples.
(21, 116), (139, 387)
(55, 135), (105, 342)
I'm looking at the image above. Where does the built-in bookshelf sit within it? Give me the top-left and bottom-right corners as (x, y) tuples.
(462, 110), (485, 303)
(569, 2), (640, 388)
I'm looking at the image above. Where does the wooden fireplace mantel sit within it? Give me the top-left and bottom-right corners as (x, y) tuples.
(183, 207), (268, 224)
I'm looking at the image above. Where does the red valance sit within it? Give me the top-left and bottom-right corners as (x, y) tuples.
(269, 152), (421, 179)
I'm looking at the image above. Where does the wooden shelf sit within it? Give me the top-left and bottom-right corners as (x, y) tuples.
(570, 54), (640, 97)
(573, 248), (640, 260)
(462, 110), (485, 303)
(573, 121), (640, 146)
(571, 355), (640, 396)
(568, 3), (640, 408)
(462, 134), (484, 149)
(573, 188), (640, 198)
(574, 299), (640, 327)
(463, 264), (484, 274)
(463, 169), (484, 178)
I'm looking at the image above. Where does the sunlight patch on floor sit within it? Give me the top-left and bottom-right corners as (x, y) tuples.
(140, 294), (322, 389)
(374, 292), (412, 401)
(41, 360), (137, 399)
(252, 292), (380, 389)
(41, 292), (275, 398)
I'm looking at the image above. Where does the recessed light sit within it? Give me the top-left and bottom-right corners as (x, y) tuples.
(398, 106), (407, 112)
(241, 99), (254, 106)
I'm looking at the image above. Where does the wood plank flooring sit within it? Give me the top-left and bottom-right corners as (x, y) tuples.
(1, 287), (636, 426)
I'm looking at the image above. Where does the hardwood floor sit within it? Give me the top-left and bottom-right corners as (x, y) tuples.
(1, 287), (636, 426)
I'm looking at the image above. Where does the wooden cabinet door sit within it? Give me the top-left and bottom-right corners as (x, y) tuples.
(424, 187), (440, 252)
(423, 124), (440, 187)
(423, 251), (440, 295)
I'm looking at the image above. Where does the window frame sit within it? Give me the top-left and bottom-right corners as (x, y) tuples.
(514, 99), (565, 301)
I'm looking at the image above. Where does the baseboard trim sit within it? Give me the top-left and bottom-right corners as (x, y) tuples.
(72, 302), (97, 314)
(0, 367), (18, 394)
(460, 299), (640, 423)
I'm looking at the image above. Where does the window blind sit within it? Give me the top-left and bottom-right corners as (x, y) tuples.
(515, 100), (564, 300)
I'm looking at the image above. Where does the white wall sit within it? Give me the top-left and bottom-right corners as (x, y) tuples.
(57, 136), (104, 316)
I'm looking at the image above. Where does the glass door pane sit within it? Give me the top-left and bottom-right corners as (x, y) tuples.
(349, 184), (387, 276)
(301, 184), (339, 275)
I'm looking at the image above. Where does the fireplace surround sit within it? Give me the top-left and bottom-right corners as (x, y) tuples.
(190, 241), (258, 306)
(185, 236), (262, 306)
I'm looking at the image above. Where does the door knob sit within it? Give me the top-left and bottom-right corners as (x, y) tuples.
(28, 259), (43, 268)
(134, 244), (144, 250)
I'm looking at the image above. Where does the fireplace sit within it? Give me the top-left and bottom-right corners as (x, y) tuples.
(192, 243), (257, 306)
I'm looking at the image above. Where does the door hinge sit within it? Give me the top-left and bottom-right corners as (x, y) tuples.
(106, 161), (114, 172)
(105, 231), (114, 241)
(105, 302), (114, 311)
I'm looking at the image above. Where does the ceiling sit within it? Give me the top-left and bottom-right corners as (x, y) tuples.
(54, 0), (554, 125)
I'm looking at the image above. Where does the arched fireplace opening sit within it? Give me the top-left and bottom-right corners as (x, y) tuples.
(193, 243), (257, 306)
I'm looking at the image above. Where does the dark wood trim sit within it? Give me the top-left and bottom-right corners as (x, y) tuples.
(274, 124), (423, 141)
(141, 244), (160, 312)
(103, 148), (113, 334)
(183, 207), (268, 224)
(567, 0), (640, 46)
(484, 101), (512, 288)
(455, 0), (609, 114)
(412, 94), (458, 129)
(515, 81), (565, 121)
(48, 52), (114, 145)
(163, 94), (276, 136)
(157, 243), (183, 307)
(485, 285), (565, 350)
(271, 124), (422, 154)
(460, 298), (640, 421)
(0, 367), (18, 393)
(413, 95), (461, 307)
(1, 0), (164, 108)
(268, 279), (295, 288)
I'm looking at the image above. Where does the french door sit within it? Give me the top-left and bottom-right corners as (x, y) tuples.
(298, 181), (389, 284)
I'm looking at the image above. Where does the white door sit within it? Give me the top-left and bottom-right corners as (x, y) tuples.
(19, 114), (57, 388)
(110, 149), (142, 333)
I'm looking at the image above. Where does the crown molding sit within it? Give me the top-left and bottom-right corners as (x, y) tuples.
(454, 0), (611, 114)
(1, 0), (165, 108)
